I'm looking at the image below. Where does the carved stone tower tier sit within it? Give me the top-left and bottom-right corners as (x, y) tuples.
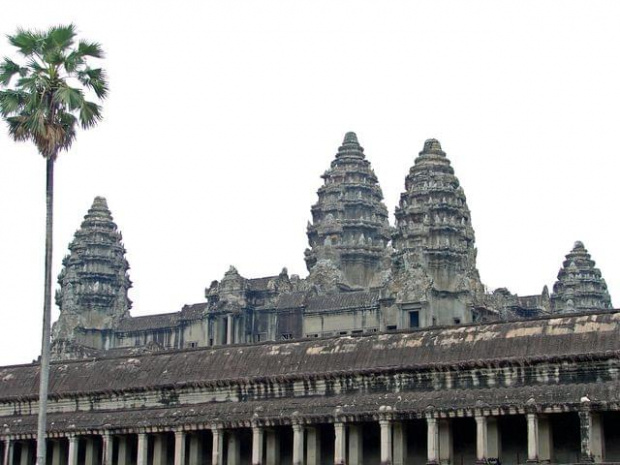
(53, 197), (132, 344)
(390, 139), (484, 324)
(550, 241), (612, 313)
(305, 132), (391, 289)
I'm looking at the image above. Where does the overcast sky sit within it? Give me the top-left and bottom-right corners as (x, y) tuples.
(0, 1), (618, 366)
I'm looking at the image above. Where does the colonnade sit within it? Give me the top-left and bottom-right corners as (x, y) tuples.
(0, 410), (610, 465)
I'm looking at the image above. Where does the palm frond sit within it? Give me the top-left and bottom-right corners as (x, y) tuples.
(64, 51), (84, 73)
(8, 29), (44, 57)
(44, 25), (76, 53)
(77, 40), (104, 59)
(77, 67), (108, 99)
(54, 84), (84, 111)
(0, 58), (22, 85)
(79, 100), (102, 129)
(0, 90), (27, 116)
(6, 115), (30, 142)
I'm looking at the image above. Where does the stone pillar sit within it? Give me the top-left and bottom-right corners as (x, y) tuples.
(334, 422), (346, 465)
(527, 413), (539, 463)
(251, 426), (264, 465)
(380, 420), (393, 465)
(438, 419), (453, 465)
(306, 427), (321, 465)
(266, 430), (280, 465)
(579, 410), (604, 463)
(174, 431), (186, 465)
(84, 438), (97, 465)
(292, 424), (304, 465)
(393, 422), (407, 465)
(227, 431), (240, 465)
(117, 436), (132, 465)
(102, 433), (113, 465)
(348, 425), (363, 465)
(153, 434), (168, 465)
(67, 436), (78, 465)
(475, 415), (488, 463)
(3, 438), (13, 465)
(538, 415), (552, 463)
(427, 418), (439, 465)
(137, 433), (148, 465)
(212, 428), (224, 465)
(227, 315), (234, 345)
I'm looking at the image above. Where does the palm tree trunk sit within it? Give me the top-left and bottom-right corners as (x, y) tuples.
(36, 157), (54, 465)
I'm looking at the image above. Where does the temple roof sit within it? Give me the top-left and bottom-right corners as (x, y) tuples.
(3, 311), (619, 401)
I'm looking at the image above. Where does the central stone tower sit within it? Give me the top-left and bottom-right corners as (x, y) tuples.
(390, 139), (484, 324)
(305, 132), (391, 289)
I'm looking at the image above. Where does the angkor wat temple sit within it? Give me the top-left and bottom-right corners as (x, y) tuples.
(0, 133), (618, 465)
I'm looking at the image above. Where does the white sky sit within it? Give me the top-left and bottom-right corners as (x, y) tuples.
(0, 1), (618, 366)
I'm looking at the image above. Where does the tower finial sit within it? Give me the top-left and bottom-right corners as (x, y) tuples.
(421, 139), (445, 156)
(343, 131), (358, 145)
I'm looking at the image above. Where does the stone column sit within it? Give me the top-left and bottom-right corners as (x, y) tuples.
(538, 415), (552, 463)
(227, 315), (234, 345)
(438, 419), (453, 465)
(266, 430), (280, 465)
(292, 424), (304, 465)
(102, 433), (113, 465)
(212, 427), (224, 465)
(348, 425), (363, 465)
(334, 422), (346, 465)
(527, 413), (539, 463)
(3, 438), (13, 465)
(579, 410), (604, 463)
(174, 431), (186, 465)
(475, 415), (488, 463)
(393, 422), (407, 465)
(306, 427), (321, 465)
(153, 434), (168, 465)
(68, 436), (78, 465)
(427, 418), (439, 465)
(137, 433), (148, 465)
(117, 436), (132, 465)
(227, 431), (240, 465)
(380, 420), (393, 465)
(84, 438), (97, 465)
(251, 426), (264, 465)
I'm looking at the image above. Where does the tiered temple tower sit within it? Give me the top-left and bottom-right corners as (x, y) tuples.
(390, 139), (484, 324)
(53, 197), (132, 348)
(305, 132), (391, 289)
(550, 241), (612, 313)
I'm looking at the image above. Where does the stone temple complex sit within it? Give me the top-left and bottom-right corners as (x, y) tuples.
(0, 132), (618, 465)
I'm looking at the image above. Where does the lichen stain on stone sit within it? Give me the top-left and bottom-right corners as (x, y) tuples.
(402, 338), (423, 348)
(505, 326), (543, 338)
(305, 346), (323, 355)
(573, 321), (616, 333)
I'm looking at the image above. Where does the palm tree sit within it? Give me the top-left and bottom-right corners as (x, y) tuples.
(0, 24), (107, 465)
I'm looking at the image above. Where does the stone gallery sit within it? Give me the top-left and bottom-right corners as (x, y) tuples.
(0, 133), (617, 465)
